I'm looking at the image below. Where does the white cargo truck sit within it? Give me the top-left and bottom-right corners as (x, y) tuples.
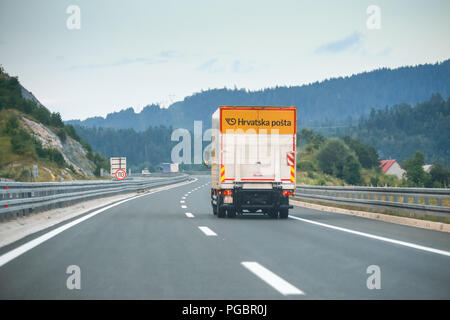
(162, 163), (179, 173)
(210, 106), (297, 219)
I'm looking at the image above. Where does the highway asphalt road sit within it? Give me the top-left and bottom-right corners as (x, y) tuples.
(0, 175), (449, 299)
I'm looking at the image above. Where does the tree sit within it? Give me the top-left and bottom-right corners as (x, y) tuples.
(429, 163), (450, 188)
(299, 128), (325, 149)
(355, 95), (450, 166)
(402, 151), (430, 187)
(57, 129), (67, 143)
(10, 129), (35, 157)
(50, 112), (64, 128)
(4, 114), (19, 134)
(317, 138), (352, 178)
(343, 136), (379, 169)
(343, 155), (362, 185)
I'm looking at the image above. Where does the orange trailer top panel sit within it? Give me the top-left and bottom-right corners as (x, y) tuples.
(219, 106), (296, 135)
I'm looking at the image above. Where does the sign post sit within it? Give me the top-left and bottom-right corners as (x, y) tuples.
(110, 157), (127, 178)
(33, 165), (38, 180)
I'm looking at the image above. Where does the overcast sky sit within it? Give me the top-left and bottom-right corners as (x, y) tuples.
(0, 0), (449, 120)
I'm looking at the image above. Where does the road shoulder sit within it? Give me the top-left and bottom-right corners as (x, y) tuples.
(291, 199), (450, 233)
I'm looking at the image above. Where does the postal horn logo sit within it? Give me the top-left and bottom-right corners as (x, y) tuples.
(225, 118), (236, 126)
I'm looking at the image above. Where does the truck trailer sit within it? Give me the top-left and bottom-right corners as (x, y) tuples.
(210, 106), (297, 218)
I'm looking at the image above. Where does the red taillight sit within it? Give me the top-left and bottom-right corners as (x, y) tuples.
(283, 190), (292, 196)
(4, 186), (7, 190)
(223, 190), (233, 196)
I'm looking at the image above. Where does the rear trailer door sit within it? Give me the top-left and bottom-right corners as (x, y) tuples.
(219, 107), (296, 185)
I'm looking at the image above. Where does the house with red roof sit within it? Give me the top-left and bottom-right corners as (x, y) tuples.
(379, 160), (405, 179)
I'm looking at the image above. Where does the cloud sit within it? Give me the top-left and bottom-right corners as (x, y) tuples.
(231, 60), (254, 73)
(196, 58), (219, 72)
(360, 46), (392, 57)
(315, 32), (363, 54)
(69, 57), (165, 70)
(158, 50), (179, 58)
(196, 58), (256, 73)
(376, 47), (392, 57)
(68, 49), (183, 70)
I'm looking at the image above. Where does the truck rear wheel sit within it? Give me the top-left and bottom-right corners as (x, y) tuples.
(279, 208), (289, 219)
(212, 204), (217, 215)
(227, 208), (236, 218)
(218, 207), (226, 218)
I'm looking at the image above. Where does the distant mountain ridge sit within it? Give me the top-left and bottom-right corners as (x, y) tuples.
(67, 59), (450, 131)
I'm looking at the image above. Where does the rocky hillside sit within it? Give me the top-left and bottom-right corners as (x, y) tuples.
(20, 116), (96, 176)
(0, 66), (107, 181)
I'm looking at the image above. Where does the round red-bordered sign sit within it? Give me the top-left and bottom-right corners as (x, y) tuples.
(115, 169), (127, 180)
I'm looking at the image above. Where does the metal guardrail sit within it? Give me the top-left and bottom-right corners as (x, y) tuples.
(293, 185), (450, 216)
(0, 174), (190, 221)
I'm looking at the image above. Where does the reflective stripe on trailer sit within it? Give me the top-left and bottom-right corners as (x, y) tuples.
(221, 165), (225, 182)
(287, 152), (295, 166)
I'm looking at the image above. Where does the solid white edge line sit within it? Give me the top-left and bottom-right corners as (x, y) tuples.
(289, 215), (450, 257)
(185, 212), (194, 218)
(0, 178), (197, 268)
(198, 226), (217, 236)
(241, 261), (304, 296)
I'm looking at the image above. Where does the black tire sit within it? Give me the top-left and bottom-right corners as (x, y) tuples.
(227, 208), (236, 218)
(279, 208), (289, 219)
(212, 204), (217, 215)
(218, 207), (226, 218)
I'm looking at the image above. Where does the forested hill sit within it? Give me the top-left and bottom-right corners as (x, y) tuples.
(0, 67), (108, 181)
(353, 94), (450, 165)
(73, 94), (450, 169)
(67, 59), (450, 131)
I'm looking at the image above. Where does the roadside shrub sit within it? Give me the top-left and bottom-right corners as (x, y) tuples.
(48, 148), (66, 167)
(297, 160), (315, 172)
(317, 138), (352, 177)
(64, 125), (81, 142)
(57, 128), (67, 143)
(4, 114), (19, 134)
(11, 129), (34, 156)
(342, 155), (362, 185)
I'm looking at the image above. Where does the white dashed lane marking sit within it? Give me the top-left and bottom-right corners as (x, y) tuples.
(198, 226), (217, 236)
(241, 262), (304, 296)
